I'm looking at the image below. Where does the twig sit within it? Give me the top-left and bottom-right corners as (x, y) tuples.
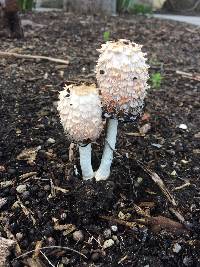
(69, 143), (75, 162)
(100, 215), (137, 230)
(0, 51), (69, 65)
(137, 161), (177, 206)
(17, 197), (36, 225)
(169, 207), (185, 223)
(40, 251), (55, 267)
(54, 186), (69, 194)
(176, 70), (200, 81)
(33, 241), (43, 258)
(173, 181), (191, 191)
(133, 204), (150, 218)
(169, 207), (193, 231)
(84, 229), (102, 248)
(50, 177), (56, 197)
(14, 245), (87, 260)
(19, 172), (37, 180)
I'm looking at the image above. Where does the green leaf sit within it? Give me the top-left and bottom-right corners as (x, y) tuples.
(150, 73), (163, 89)
(103, 31), (110, 42)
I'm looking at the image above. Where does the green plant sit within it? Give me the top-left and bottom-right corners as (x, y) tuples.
(103, 31), (110, 42)
(130, 3), (152, 14)
(117, 0), (152, 14)
(150, 73), (163, 89)
(18, 0), (34, 12)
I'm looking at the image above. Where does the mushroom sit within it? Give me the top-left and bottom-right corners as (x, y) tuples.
(95, 39), (149, 181)
(57, 84), (103, 180)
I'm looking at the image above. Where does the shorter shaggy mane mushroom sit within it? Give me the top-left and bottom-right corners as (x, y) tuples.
(57, 83), (103, 180)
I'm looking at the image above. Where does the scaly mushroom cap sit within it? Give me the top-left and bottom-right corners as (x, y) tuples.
(96, 39), (150, 121)
(57, 84), (103, 143)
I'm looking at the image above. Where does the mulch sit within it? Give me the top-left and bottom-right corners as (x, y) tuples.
(0, 11), (200, 267)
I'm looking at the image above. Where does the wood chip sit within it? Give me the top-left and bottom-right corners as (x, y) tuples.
(137, 161), (177, 206)
(19, 172), (37, 180)
(33, 241), (43, 259)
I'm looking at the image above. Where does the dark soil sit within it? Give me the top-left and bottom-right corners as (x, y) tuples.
(0, 11), (200, 267)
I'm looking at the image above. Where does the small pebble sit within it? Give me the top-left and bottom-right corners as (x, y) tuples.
(183, 256), (193, 266)
(7, 168), (16, 175)
(151, 143), (162, 149)
(193, 166), (199, 173)
(111, 225), (118, 232)
(47, 237), (56, 246)
(61, 154), (68, 162)
(179, 124), (188, 130)
(0, 198), (7, 208)
(44, 185), (50, 191)
(181, 159), (188, 164)
(112, 235), (119, 244)
(91, 252), (100, 262)
(166, 149), (175, 156)
(72, 230), (84, 242)
(62, 257), (70, 264)
(38, 191), (45, 198)
(61, 213), (67, 220)
(171, 170), (177, 176)
(16, 232), (23, 241)
(172, 243), (182, 253)
(22, 191), (30, 199)
(47, 138), (55, 144)
(103, 239), (115, 249)
(118, 211), (125, 220)
(16, 184), (27, 194)
(194, 132), (200, 138)
(103, 229), (111, 238)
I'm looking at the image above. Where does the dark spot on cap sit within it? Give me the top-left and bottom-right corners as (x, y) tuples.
(100, 70), (105, 74)
(133, 77), (137, 80)
(70, 104), (72, 106)
(65, 94), (70, 97)
(123, 41), (129, 45)
(67, 88), (70, 93)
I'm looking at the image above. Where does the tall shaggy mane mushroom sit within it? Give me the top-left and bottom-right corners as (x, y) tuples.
(95, 39), (150, 181)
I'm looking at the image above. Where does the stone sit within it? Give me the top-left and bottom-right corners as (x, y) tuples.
(47, 138), (55, 144)
(103, 239), (114, 249)
(172, 243), (181, 253)
(111, 225), (118, 232)
(16, 184), (27, 194)
(179, 124), (188, 130)
(103, 229), (111, 238)
(91, 252), (100, 261)
(72, 230), (84, 242)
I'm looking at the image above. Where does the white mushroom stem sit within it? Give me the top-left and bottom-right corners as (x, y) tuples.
(79, 143), (94, 180)
(95, 118), (118, 181)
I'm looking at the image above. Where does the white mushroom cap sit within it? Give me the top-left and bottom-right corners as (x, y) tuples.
(57, 84), (103, 143)
(96, 39), (150, 121)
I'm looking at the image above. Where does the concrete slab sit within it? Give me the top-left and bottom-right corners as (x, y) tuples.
(154, 14), (200, 26)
